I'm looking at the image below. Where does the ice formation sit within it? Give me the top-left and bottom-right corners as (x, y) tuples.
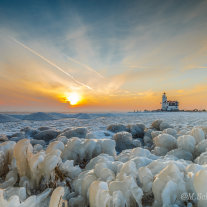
(177, 135), (196, 153)
(0, 113), (207, 207)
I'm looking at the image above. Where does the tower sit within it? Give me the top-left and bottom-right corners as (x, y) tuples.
(162, 92), (167, 110)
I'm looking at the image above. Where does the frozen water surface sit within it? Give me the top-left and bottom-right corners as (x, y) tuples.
(1, 111), (207, 207)
(0, 112), (207, 137)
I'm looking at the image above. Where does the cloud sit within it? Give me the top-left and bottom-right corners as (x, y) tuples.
(0, 0), (207, 111)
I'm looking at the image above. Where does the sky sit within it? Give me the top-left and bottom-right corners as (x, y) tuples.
(0, 0), (207, 112)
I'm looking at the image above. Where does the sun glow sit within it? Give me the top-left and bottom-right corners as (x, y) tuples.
(66, 92), (81, 105)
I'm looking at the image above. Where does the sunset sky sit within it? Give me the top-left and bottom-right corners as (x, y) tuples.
(0, 0), (207, 112)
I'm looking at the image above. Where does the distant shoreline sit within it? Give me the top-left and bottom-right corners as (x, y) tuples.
(130, 110), (207, 113)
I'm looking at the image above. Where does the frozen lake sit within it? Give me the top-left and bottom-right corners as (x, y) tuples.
(0, 112), (207, 137)
(1, 111), (207, 206)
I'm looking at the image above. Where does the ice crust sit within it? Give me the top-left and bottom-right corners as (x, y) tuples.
(0, 112), (207, 206)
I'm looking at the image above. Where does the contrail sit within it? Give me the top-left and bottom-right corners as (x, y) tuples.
(67, 56), (105, 79)
(10, 37), (93, 90)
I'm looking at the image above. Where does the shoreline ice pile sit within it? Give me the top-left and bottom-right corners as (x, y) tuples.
(0, 112), (207, 207)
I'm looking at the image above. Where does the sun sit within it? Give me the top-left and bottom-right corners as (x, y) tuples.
(66, 92), (81, 105)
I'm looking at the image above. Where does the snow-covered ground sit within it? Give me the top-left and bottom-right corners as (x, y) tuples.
(1, 112), (207, 207)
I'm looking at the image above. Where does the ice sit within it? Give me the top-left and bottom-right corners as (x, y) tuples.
(0, 112), (207, 206)
(13, 139), (33, 178)
(62, 138), (116, 162)
(138, 166), (153, 193)
(59, 127), (87, 139)
(0, 188), (51, 207)
(195, 139), (207, 157)
(200, 126), (207, 136)
(151, 120), (163, 130)
(153, 133), (177, 153)
(0, 141), (16, 176)
(89, 181), (111, 207)
(0, 134), (8, 142)
(49, 187), (67, 207)
(163, 128), (177, 137)
(0, 114), (20, 123)
(177, 135), (196, 153)
(109, 176), (143, 207)
(107, 124), (127, 133)
(152, 163), (186, 206)
(34, 130), (59, 142)
(19, 112), (56, 121)
(33, 144), (43, 153)
(69, 195), (86, 207)
(167, 149), (193, 161)
(195, 152), (207, 165)
(113, 131), (140, 152)
(194, 169), (207, 207)
(127, 123), (145, 138)
(191, 127), (205, 144)
(159, 122), (172, 131)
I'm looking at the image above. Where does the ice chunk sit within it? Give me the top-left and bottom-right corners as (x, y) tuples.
(112, 191), (127, 207)
(69, 195), (86, 207)
(163, 128), (177, 137)
(116, 160), (137, 180)
(113, 132), (139, 152)
(195, 152), (207, 165)
(0, 188), (51, 207)
(59, 160), (81, 179)
(30, 139), (46, 146)
(161, 180), (177, 206)
(13, 139), (33, 178)
(62, 138), (115, 163)
(195, 139), (207, 156)
(167, 149), (193, 161)
(138, 166), (153, 193)
(152, 146), (169, 156)
(3, 187), (26, 202)
(85, 154), (114, 171)
(200, 126), (207, 135)
(0, 169), (18, 188)
(33, 129), (59, 142)
(109, 176), (143, 207)
(0, 141), (16, 176)
(152, 163), (186, 206)
(49, 187), (67, 207)
(153, 133), (177, 150)
(59, 127), (87, 139)
(160, 122), (172, 131)
(89, 181), (111, 207)
(129, 147), (157, 160)
(127, 123), (145, 138)
(151, 120), (163, 130)
(151, 131), (162, 138)
(0, 134), (8, 142)
(191, 127), (205, 144)
(143, 136), (153, 145)
(94, 162), (115, 182)
(57, 136), (68, 145)
(131, 156), (152, 170)
(46, 141), (64, 154)
(33, 144), (43, 153)
(193, 169), (207, 207)
(177, 135), (196, 153)
(107, 124), (127, 133)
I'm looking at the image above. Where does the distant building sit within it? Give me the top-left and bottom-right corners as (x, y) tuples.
(161, 92), (179, 111)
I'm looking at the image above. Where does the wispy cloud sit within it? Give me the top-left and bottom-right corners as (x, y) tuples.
(10, 37), (93, 90)
(67, 56), (104, 79)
